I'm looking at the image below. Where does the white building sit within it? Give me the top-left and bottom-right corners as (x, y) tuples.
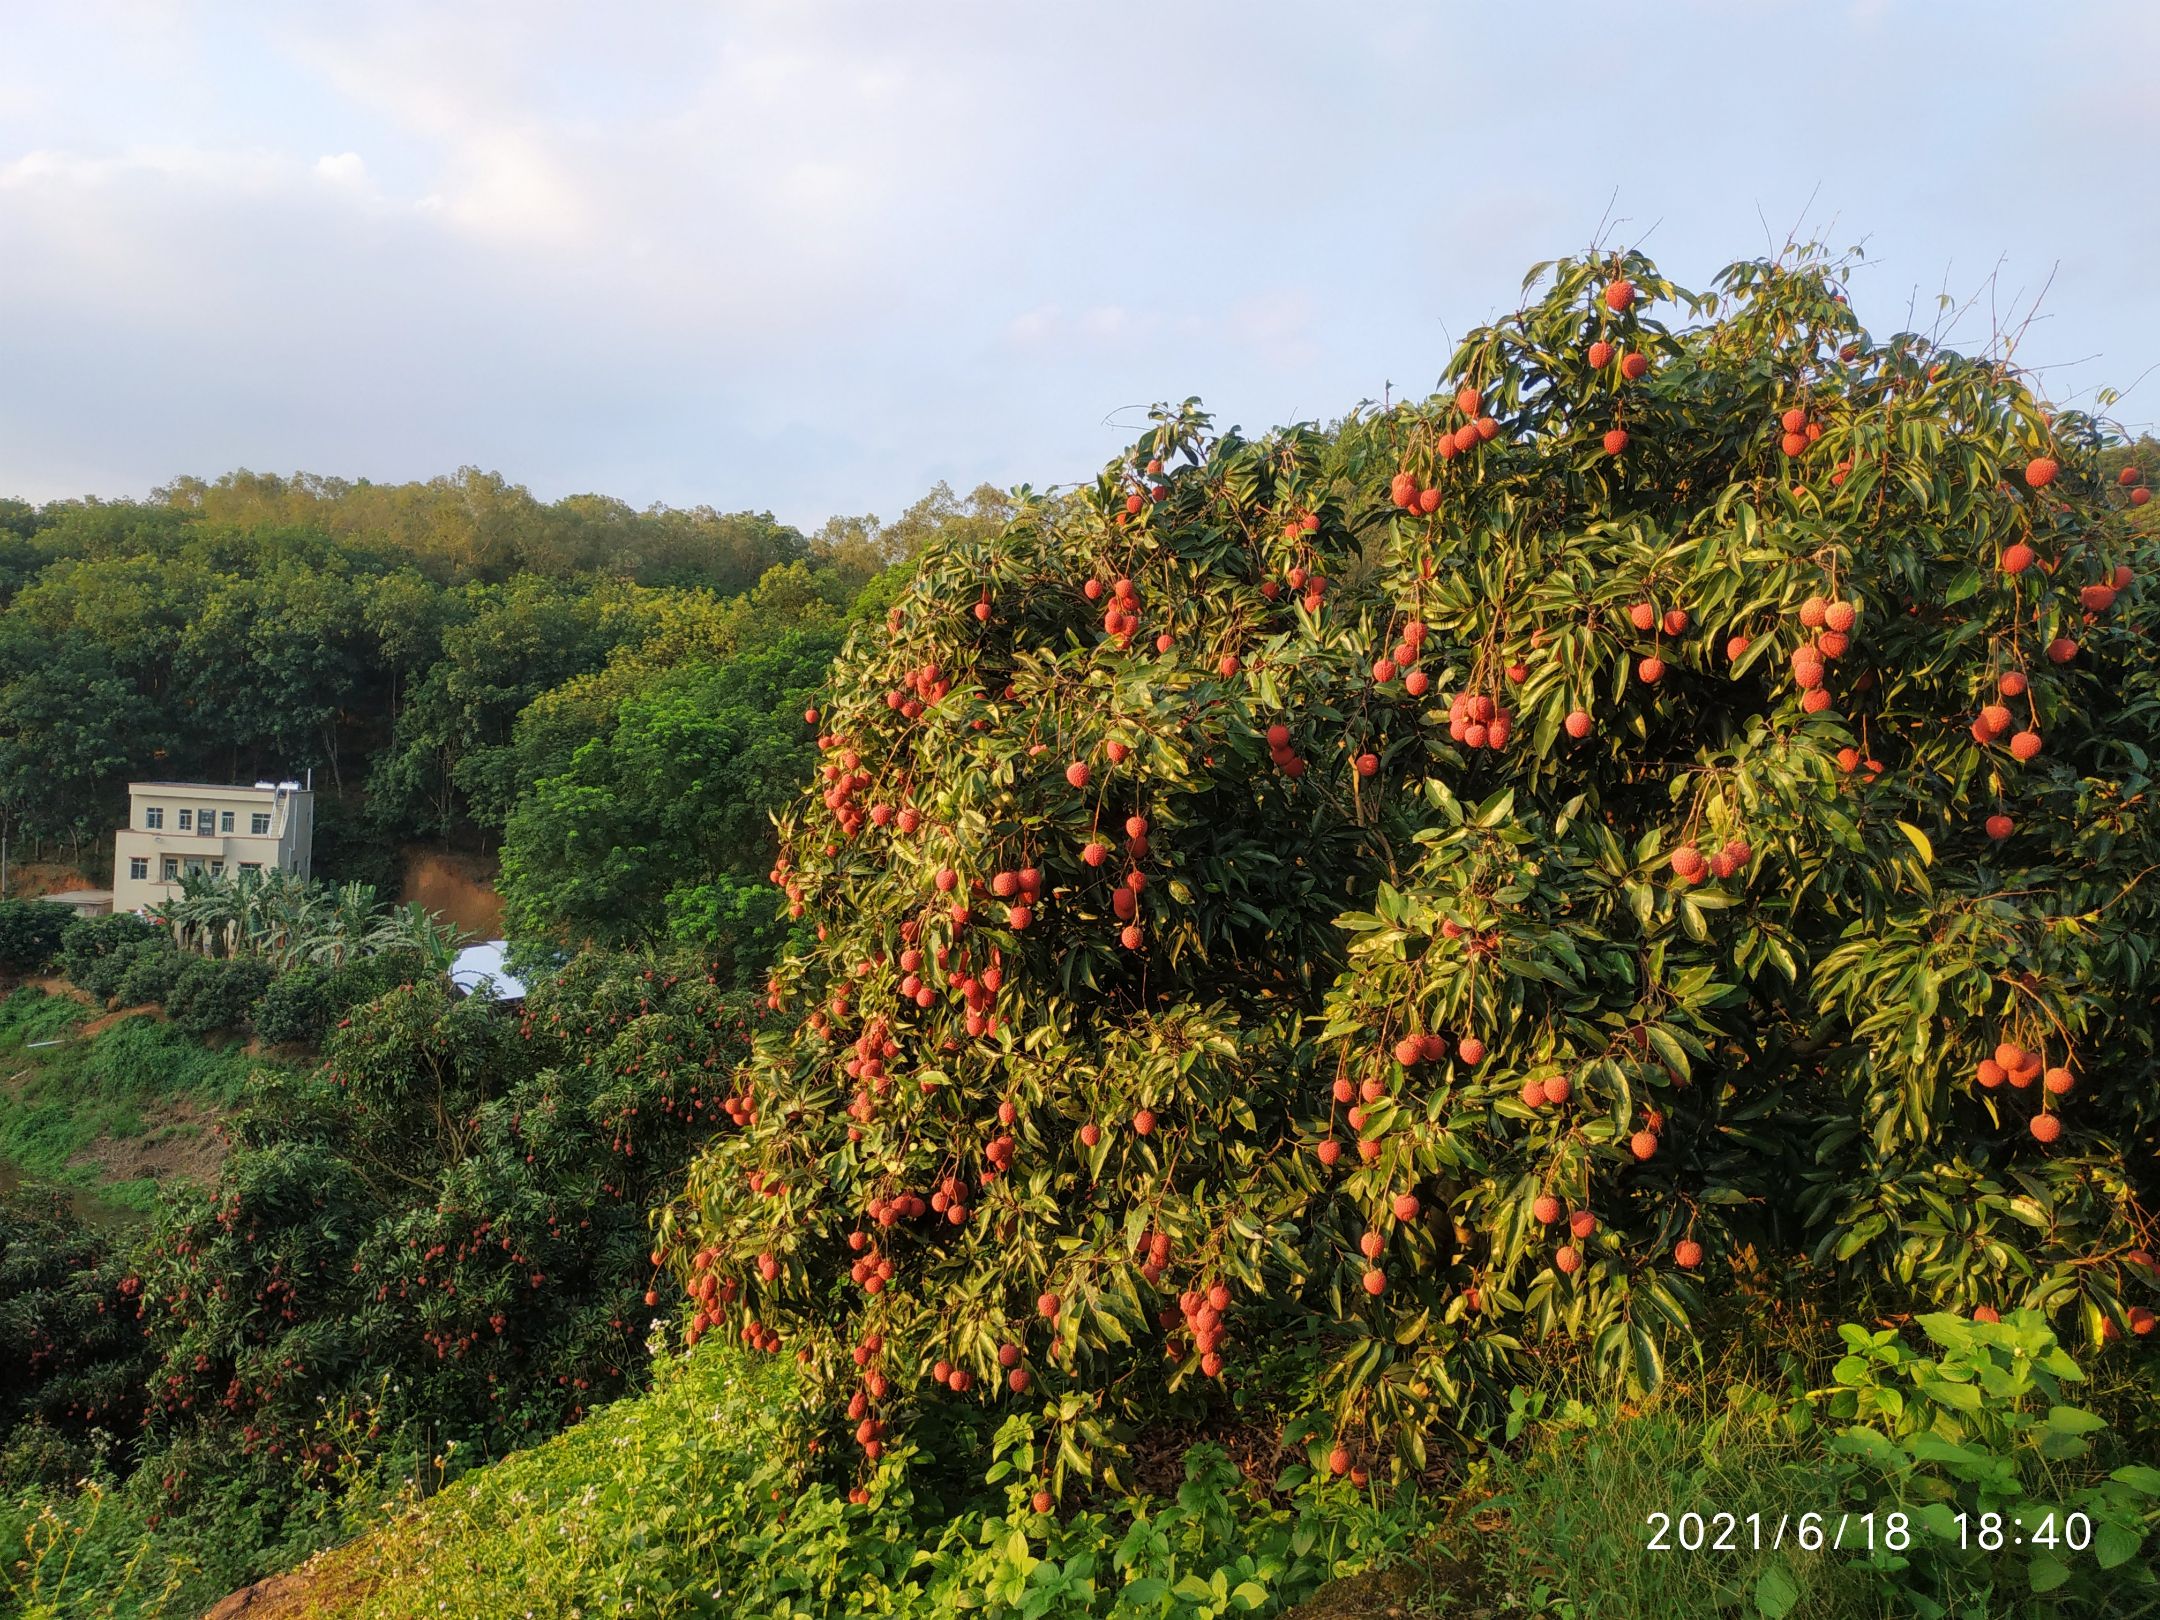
(111, 781), (315, 914)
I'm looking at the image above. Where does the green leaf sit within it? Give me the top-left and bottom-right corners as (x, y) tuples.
(2027, 1551), (2071, 1594)
(1754, 1561), (1800, 1619)
(2095, 1519), (2143, 1570)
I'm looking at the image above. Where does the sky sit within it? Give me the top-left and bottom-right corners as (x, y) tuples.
(2, 0), (2154, 532)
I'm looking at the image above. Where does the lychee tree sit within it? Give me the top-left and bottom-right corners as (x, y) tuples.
(662, 246), (2160, 1484)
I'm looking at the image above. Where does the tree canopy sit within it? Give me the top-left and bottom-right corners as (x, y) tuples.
(660, 246), (2160, 1485)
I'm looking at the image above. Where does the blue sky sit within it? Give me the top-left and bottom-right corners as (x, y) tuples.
(2, 1), (2152, 530)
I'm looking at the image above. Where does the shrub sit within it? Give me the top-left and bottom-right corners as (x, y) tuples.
(162, 955), (271, 1037)
(57, 914), (160, 1004)
(112, 942), (185, 1009)
(247, 964), (338, 1047)
(1797, 1311), (2159, 1608)
(130, 951), (762, 1565)
(664, 244), (2160, 1486)
(252, 956), (430, 1049)
(0, 899), (71, 976)
(0, 1190), (154, 1488)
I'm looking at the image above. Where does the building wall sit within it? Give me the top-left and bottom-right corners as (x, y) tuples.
(110, 784), (315, 914)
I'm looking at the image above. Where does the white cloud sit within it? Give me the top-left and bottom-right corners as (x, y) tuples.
(0, 144), (292, 193)
(313, 151), (368, 186)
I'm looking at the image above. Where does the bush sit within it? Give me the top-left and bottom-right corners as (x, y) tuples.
(0, 1190), (154, 1489)
(247, 964), (337, 1047)
(664, 244), (2160, 1488)
(0, 899), (72, 976)
(111, 942), (185, 1010)
(57, 914), (160, 1004)
(1797, 1311), (2159, 1608)
(128, 951), (762, 1581)
(161, 955), (271, 1038)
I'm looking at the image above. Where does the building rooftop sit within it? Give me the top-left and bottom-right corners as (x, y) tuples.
(127, 780), (308, 793)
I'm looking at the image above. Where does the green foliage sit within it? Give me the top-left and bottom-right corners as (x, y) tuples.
(123, 954), (761, 1590)
(1795, 1311), (2159, 1611)
(0, 903), (71, 977)
(667, 245), (2160, 1489)
(0, 471), (907, 871)
(146, 868), (464, 976)
(267, 1344), (1421, 1620)
(0, 1192), (153, 1490)
(249, 955), (422, 1049)
(498, 628), (841, 971)
(160, 956), (271, 1038)
(109, 946), (183, 1012)
(1475, 1388), (1886, 1619)
(55, 917), (158, 1004)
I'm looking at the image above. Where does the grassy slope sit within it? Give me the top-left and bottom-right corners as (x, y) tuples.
(182, 1355), (1898, 1620)
(0, 988), (265, 1212)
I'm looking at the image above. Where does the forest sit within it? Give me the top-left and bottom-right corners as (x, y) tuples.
(0, 468), (1010, 962)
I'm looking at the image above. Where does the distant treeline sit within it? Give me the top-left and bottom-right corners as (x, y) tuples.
(0, 469), (1011, 971)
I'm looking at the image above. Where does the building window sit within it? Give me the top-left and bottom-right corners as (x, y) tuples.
(250, 812), (271, 835)
(184, 858), (206, 876)
(178, 809), (193, 831)
(220, 811), (234, 833)
(210, 860), (225, 875)
(161, 857), (180, 880)
(198, 807), (215, 832)
(238, 861), (262, 874)
(129, 857), (149, 880)
(144, 806), (164, 830)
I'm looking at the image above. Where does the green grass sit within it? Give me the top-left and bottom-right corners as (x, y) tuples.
(0, 988), (269, 1213)
(1461, 1395), (1893, 1619)
(175, 1343), (1433, 1620)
